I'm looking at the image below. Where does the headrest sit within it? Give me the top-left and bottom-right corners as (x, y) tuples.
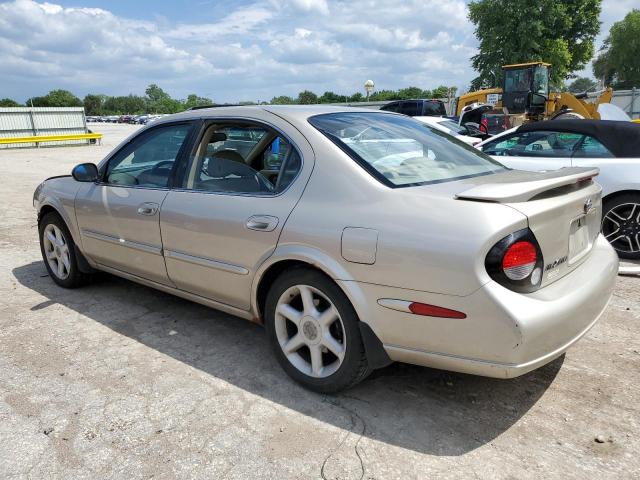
(208, 132), (227, 143)
(206, 152), (254, 178)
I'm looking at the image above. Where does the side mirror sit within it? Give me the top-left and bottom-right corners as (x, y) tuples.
(72, 163), (99, 182)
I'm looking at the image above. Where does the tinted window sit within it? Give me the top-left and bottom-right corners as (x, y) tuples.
(482, 131), (583, 158)
(309, 112), (505, 187)
(105, 123), (192, 187)
(380, 102), (399, 113)
(400, 101), (420, 116)
(423, 101), (446, 116)
(184, 122), (301, 194)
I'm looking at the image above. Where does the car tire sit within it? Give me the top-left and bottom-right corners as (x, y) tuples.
(39, 212), (91, 288)
(602, 193), (640, 260)
(265, 267), (370, 393)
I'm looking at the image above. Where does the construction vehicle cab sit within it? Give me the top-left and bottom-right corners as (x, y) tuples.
(501, 62), (550, 118)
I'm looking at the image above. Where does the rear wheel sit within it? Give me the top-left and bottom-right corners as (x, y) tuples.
(265, 268), (370, 393)
(602, 194), (640, 260)
(39, 212), (90, 288)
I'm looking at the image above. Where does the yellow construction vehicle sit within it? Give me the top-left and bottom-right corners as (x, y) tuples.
(455, 62), (613, 125)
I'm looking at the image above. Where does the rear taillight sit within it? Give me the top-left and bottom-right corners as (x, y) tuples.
(502, 241), (537, 280)
(486, 229), (544, 293)
(480, 118), (488, 133)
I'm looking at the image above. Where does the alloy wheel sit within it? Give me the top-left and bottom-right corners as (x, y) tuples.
(274, 284), (346, 378)
(42, 224), (71, 280)
(602, 202), (640, 255)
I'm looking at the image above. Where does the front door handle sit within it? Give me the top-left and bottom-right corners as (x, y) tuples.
(137, 202), (159, 216)
(246, 215), (279, 232)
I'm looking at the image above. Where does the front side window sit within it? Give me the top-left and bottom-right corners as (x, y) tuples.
(105, 123), (192, 187)
(183, 122), (302, 194)
(309, 112), (505, 187)
(504, 68), (532, 93)
(482, 131), (583, 158)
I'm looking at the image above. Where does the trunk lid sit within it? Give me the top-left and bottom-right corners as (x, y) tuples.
(455, 167), (602, 287)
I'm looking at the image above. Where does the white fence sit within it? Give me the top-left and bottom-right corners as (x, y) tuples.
(0, 107), (88, 148)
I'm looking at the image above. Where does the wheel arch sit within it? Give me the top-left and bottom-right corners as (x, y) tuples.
(252, 245), (355, 322)
(602, 189), (640, 205)
(37, 201), (95, 274)
(252, 247), (392, 369)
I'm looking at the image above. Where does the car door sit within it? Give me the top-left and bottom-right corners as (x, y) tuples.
(481, 130), (579, 171)
(159, 115), (314, 310)
(75, 121), (195, 285)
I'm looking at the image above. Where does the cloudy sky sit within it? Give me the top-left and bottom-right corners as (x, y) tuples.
(0, 0), (637, 103)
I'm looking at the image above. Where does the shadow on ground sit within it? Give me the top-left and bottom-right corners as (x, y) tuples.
(13, 261), (563, 456)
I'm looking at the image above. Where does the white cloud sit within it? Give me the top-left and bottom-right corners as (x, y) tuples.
(0, 0), (633, 102)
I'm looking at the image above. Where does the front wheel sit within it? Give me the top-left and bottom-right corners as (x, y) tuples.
(265, 268), (370, 393)
(39, 212), (90, 288)
(602, 194), (640, 260)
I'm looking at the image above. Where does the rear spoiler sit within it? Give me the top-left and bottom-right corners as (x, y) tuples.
(456, 167), (599, 203)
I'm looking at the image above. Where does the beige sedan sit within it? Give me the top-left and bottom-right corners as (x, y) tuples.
(34, 106), (618, 392)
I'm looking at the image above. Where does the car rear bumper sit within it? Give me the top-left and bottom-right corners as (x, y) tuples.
(339, 234), (618, 378)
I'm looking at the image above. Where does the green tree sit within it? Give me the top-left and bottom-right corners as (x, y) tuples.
(103, 95), (146, 114)
(468, 0), (601, 89)
(26, 89), (83, 107)
(144, 84), (182, 113)
(348, 92), (364, 102)
(397, 87), (427, 99)
(318, 91), (345, 103)
(83, 94), (105, 115)
(567, 77), (597, 93)
(296, 90), (318, 104)
(270, 95), (295, 104)
(593, 9), (640, 88)
(183, 94), (212, 109)
(369, 89), (400, 101)
(0, 98), (20, 107)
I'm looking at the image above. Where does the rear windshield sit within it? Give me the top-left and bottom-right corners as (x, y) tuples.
(309, 112), (506, 187)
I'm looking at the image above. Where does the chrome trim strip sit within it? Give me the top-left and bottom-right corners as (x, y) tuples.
(164, 249), (249, 275)
(82, 229), (163, 256)
(377, 298), (412, 312)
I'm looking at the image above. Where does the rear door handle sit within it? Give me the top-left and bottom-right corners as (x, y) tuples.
(137, 202), (159, 216)
(246, 215), (279, 232)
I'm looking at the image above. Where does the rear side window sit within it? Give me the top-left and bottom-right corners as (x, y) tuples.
(573, 135), (614, 158)
(309, 112), (505, 187)
(423, 101), (446, 116)
(400, 101), (420, 116)
(183, 121), (301, 194)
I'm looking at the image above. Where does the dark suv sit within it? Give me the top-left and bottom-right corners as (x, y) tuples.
(380, 99), (447, 117)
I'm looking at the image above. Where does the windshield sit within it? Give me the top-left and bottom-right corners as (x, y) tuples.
(309, 112), (506, 187)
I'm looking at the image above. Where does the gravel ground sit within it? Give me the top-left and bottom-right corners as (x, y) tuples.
(1, 123), (639, 479)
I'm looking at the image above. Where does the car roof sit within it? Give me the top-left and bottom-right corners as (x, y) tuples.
(518, 120), (640, 158)
(151, 104), (396, 125)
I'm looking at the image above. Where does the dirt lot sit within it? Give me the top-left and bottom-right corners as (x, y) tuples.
(1, 123), (639, 479)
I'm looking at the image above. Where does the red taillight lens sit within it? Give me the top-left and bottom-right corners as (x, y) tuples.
(408, 302), (467, 319)
(502, 241), (537, 280)
(480, 118), (488, 133)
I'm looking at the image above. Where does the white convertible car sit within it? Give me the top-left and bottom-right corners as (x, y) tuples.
(478, 120), (640, 260)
